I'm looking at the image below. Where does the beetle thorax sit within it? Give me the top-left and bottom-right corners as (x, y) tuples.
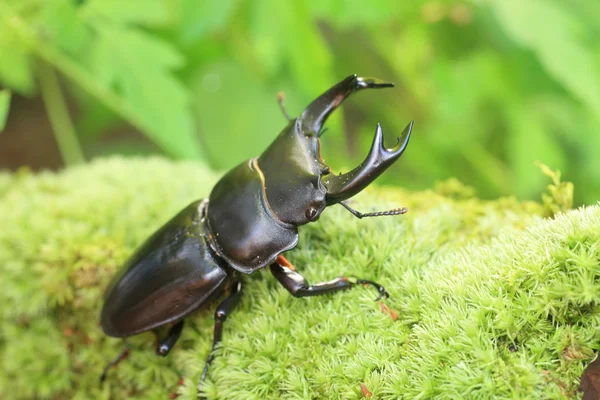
(257, 122), (327, 226)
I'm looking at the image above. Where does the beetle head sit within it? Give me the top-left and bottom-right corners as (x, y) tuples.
(257, 74), (413, 226)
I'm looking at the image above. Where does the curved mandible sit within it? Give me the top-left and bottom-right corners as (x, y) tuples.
(297, 74), (394, 137)
(324, 121), (413, 205)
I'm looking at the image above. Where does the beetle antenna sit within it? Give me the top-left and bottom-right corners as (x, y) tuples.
(277, 91), (292, 121)
(339, 201), (407, 219)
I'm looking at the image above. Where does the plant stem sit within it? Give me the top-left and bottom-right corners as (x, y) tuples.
(32, 40), (144, 132)
(0, 90), (11, 131)
(4, 11), (157, 156)
(37, 62), (85, 165)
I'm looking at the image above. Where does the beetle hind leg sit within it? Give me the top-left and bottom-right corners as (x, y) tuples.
(99, 341), (132, 383)
(199, 281), (243, 393)
(155, 320), (185, 357)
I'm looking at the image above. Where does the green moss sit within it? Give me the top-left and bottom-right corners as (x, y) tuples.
(0, 157), (597, 399)
(536, 162), (575, 218)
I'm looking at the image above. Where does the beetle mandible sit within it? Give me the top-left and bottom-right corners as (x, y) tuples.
(99, 74), (414, 390)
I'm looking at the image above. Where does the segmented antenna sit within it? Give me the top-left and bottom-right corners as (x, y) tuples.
(340, 202), (408, 219)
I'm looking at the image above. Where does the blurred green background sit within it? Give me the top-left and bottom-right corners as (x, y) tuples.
(0, 0), (599, 205)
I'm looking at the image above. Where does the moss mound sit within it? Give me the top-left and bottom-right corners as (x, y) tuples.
(0, 158), (597, 399)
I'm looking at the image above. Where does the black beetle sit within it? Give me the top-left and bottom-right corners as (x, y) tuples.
(100, 74), (413, 390)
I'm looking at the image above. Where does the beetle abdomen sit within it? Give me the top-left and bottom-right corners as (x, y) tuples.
(101, 200), (230, 337)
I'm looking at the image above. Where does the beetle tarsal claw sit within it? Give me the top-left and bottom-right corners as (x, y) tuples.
(353, 278), (390, 301)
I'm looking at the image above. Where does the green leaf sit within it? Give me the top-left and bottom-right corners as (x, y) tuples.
(309, 0), (408, 28)
(0, 16), (34, 93)
(491, 0), (600, 114)
(563, 0), (600, 37)
(89, 25), (202, 159)
(250, 0), (333, 97)
(178, 0), (239, 43)
(37, 0), (89, 54)
(249, 0), (341, 141)
(0, 89), (11, 131)
(248, 0), (334, 96)
(84, 0), (172, 26)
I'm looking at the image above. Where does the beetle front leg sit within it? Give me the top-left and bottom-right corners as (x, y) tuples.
(199, 281), (243, 392)
(270, 256), (390, 301)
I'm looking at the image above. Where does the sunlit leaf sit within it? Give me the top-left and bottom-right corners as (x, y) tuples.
(0, 89), (11, 131)
(563, 0), (600, 37)
(84, 0), (172, 26)
(88, 25), (203, 159)
(310, 0), (409, 27)
(178, 0), (239, 43)
(37, 0), (89, 54)
(249, 0), (341, 145)
(0, 16), (34, 94)
(491, 0), (600, 114)
(250, 0), (334, 96)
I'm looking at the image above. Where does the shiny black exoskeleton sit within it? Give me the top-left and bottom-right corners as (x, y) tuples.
(100, 75), (414, 391)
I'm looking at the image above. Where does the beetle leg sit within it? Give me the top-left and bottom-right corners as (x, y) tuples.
(199, 281), (243, 391)
(348, 277), (390, 301)
(270, 257), (390, 301)
(99, 341), (131, 383)
(340, 201), (408, 219)
(156, 320), (185, 357)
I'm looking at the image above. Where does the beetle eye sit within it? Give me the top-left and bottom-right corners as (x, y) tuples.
(305, 207), (318, 221)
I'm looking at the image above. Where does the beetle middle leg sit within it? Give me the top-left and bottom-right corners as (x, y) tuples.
(270, 256), (390, 301)
(155, 320), (185, 357)
(199, 281), (243, 390)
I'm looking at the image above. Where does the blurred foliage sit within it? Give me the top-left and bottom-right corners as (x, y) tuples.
(0, 89), (9, 130)
(0, 0), (599, 204)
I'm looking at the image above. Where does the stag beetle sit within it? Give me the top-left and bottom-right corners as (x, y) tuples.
(100, 75), (414, 390)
